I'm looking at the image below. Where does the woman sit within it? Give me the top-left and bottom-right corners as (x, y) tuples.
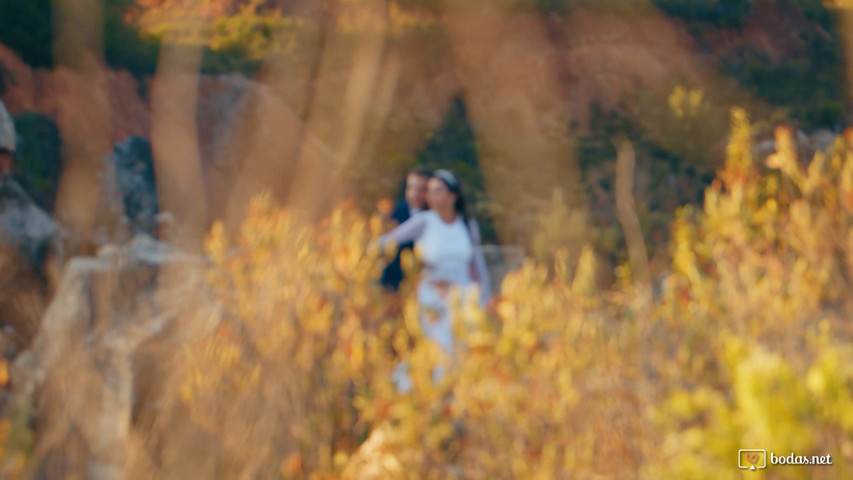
(376, 169), (491, 390)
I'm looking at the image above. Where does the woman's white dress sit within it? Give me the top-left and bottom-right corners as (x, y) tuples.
(378, 210), (491, 390)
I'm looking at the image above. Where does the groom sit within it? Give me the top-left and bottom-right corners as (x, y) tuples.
(381, 167), (433, 291)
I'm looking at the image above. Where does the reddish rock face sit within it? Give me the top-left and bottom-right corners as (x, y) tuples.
(0, 152), (12, 174)
(0, 43), (262, 224)
(0, 44), (150, 145)
(0, 43), (37, 114)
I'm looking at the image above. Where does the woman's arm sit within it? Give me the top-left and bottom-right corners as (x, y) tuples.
(378, 212), (427, 249)
(468, 219), (492, 305)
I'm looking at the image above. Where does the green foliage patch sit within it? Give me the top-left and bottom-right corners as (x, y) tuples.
(653, 0), (754, 28)
(722, 29), (845, 129)
(0, 0), (53, 68)
(11, 112), (62, 212)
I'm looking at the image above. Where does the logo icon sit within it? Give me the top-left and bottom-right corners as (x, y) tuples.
(738, 449), (767, 471)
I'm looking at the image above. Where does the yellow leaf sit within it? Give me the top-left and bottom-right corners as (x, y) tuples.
(0, 360), (8, 387)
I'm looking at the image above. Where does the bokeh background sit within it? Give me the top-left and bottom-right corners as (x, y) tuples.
(1, 0), (853, 478)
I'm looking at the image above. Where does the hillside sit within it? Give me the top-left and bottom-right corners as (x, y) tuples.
(0, 0), (845, 268)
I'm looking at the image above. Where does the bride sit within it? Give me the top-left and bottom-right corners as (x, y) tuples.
(376, 169), (491, 390)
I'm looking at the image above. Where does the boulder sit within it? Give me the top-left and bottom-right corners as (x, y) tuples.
(110, 136), (158, 236)
(0, 176), (57, 267)
(0, 43), (150, 144)
(810, 129), (836, 153)
(11, 234), (206, 480)
(0, 98), (14, 152)
(90, 135), (162, 248)
(481, 245), (525, 295)
(0, 176), (58, 351)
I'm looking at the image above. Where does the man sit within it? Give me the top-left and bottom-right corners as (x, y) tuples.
(380, 167), (432, 291)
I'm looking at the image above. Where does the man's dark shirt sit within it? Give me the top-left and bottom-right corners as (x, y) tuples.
(380, 201), (416, 291)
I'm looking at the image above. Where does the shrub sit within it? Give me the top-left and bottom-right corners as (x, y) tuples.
(137, 0), (306, 76)
(104, 2), (161, 78)
(11, 113), (62, 212)
(511, 0), (655, 16)
(0, 0), (53, 68)
(653, 0), (754, 28)
(722, 33), (845, 129)
(7, 108), (853, 478)
(179, 195), (399, 477)
(0, 0), (160, 78)
(643, 109), (853, 477)
(792, 0), (835, 27)
(576, 99), (720, 280)
(631, 86), (727, 175)
(170, 188), (647, 478)
(178, 108), (853, 478)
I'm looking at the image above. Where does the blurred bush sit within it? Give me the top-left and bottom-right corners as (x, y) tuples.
(511, 0), (655, 16)
(136, 0), (307, 76)
(0, 0), (159, 78)
(11, 113), (62, 212)
(576, 98), (721, 282)
(653, 0), (754, 27)
(791, 0), (836, 27)
(643, 108), (853, 478)
(181, 189), (646, 478)
(169, 108), (853, 478)
(0, 107), (847, 477)
(104, 1), (161, 78)
(0, 328), (32, 479)
(178, 194), (399, 477)
(722, 30), (845, 129)
(0, 0), (53, 68)
(0, 2), (851, 475)
(0, 0), (302, 78)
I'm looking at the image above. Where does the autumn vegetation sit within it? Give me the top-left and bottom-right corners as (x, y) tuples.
(14, 108), (837, 479)
(1, 1), (853, 479)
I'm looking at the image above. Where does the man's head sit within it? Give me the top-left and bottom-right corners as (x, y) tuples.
(405, 167), (432, 210)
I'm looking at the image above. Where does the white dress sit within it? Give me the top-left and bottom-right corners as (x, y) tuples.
(378, 210), (491, 390)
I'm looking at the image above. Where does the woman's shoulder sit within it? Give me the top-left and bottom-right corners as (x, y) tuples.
(413, 210), (438, 222)
(401, 210), (437, 231)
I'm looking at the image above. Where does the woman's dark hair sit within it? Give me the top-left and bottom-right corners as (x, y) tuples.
(433, 169), (473, 239)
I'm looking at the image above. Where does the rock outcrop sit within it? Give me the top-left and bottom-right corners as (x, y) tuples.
(482, 245), (525, 295)
(0, 44), (150, 145)
(0, 177), (57, 267)
(0, 99), (14, 152)
(11, 234), (206, 480)
(0, 176), (59, 355)
(109, 136), (159, 236)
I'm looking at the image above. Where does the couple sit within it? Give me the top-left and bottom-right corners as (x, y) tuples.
(377, 168), (491, 390)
